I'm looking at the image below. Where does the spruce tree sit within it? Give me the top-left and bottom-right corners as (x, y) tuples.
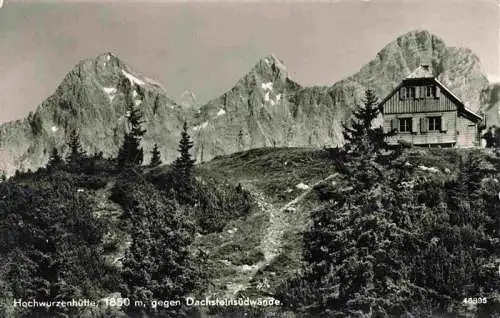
(48, 147), (63, 169)
(342, 89), (395, 157)
(172, 122), (196, 199)
(117, 102), (146, 168)
(66, 130), (86, 165)
(341, 89), (399, 189)
(149, 144), (162, 167)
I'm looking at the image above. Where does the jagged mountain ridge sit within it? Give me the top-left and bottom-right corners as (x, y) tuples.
(0, 30), (493, 175)
(190, 54), (368, 163)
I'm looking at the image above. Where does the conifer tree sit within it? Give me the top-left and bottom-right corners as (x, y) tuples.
(117, 101), (146, 168)
(342, 89), (395, 157)
(66, 130), (86, 165)
(341, 89), (399, 188)
(48, 147), (63, 168)
(0, 171), (6, 182)
(149, 144), (162, 167)
(172, 122), (196, 199)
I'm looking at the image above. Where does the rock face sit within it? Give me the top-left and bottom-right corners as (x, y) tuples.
(0, 53), (186, 176)
(0, 30), (493, 175)
(189, 54), (365, 162)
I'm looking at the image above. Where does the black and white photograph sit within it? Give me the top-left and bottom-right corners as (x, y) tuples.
(0, 0), (499, 317)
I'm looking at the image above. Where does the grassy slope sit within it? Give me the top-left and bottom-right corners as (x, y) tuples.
(191, 148), (338, 302)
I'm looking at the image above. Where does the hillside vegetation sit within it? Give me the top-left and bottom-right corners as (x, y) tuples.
(1, 89), (499, 318)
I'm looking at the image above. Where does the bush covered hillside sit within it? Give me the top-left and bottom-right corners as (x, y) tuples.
(0, 89), (499, 318)
(0, 104), (254, 318)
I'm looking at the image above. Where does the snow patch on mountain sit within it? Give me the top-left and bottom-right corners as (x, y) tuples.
(122, 69), (145, 86)
(261, 82), (273, 91)
(216, 109), (226, 117)
(103, 87), (117, 102)
(193, 122), (209, 131)
(51, 126), (58, 133)
(144, 77), (165, 90)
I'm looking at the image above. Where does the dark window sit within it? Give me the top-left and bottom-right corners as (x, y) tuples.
(426, 85), (436, 98)
(406, 87), (415, 99)
(399, 118), (412, 132)
(428, 116), (441, 131)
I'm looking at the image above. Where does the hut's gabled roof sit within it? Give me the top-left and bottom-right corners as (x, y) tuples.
(378, 64), (482, 122)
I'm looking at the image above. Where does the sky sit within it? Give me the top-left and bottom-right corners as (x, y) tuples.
(0, 0), (498, 123)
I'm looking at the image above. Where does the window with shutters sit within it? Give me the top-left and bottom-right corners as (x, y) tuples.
(428, 116), (441, 131)
(399, 118), (412, 132)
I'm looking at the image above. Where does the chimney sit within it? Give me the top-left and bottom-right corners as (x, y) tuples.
(421, 64), (430, 71)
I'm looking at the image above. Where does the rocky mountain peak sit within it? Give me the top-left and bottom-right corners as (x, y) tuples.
(56, 53), (166, 100)
(246, 54), (290, 84)
(349, 29), (488, 113)
(70, 53), (123, 81)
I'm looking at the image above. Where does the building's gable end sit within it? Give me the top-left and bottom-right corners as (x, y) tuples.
(378, 82), (404, 113)
(379, 66), (480, 148)
(382, 78), (458, 115)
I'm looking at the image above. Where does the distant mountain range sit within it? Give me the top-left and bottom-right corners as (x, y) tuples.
(0, 30), (496, 175)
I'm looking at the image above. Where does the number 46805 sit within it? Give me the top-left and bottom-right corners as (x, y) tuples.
(463, 297), (487, 304)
